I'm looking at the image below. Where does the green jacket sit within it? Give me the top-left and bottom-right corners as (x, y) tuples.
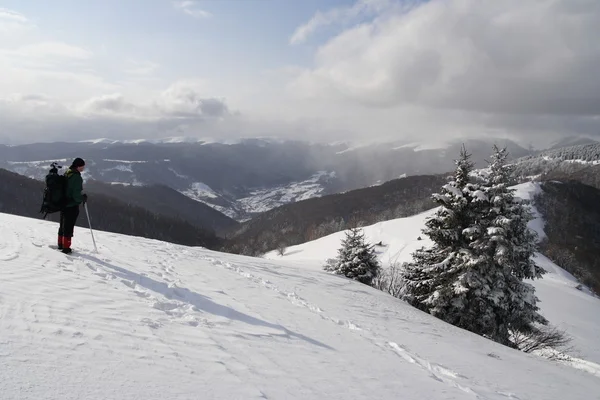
(65, 168), (84, 208)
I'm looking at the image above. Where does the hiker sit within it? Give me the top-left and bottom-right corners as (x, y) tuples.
(58, 158), (88, 254)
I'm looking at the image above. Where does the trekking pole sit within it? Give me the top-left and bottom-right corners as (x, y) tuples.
(84, 202), (98, 253)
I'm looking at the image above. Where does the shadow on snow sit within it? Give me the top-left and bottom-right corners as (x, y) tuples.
(81, 253), (334, 351)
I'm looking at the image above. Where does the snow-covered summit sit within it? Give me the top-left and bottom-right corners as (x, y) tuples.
(1, 200), (599, 398)
(77, 136), (291, 146)
(79, 136), (233, 144)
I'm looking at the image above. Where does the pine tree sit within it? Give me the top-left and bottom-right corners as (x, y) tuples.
(324, 227), (380, 285)
(402, 145), (548, 347)
(401, 146), (492, 334)
(476, 145), (548, 337)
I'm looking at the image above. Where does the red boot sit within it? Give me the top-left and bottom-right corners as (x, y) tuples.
(58, 235), (64, 249)
(62, 237), (72, 254)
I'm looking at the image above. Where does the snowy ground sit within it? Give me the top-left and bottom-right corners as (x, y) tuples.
(1, 194), (599, 398)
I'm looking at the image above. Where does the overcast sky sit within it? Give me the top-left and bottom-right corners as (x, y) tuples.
(0, 0), (599, 146)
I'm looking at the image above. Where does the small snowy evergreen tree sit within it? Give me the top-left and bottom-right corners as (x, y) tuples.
(324, 227), (380, 285)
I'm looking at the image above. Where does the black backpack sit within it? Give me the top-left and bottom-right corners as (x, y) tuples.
(39, 162), (67, 219)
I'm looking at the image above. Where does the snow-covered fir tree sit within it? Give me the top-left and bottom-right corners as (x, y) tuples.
(324, 227), (380, 285)
(401, 145), (547, 347)
(401, 146), (493, 338)
(475, 145), (547, 337)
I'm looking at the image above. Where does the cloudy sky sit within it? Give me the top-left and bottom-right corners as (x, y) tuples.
(0, 0), (599, 146)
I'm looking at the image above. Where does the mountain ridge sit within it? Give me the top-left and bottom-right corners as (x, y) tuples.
(0, 137), (532, 220)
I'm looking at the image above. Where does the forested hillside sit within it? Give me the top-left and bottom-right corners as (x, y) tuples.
(224, 174), (447, 255)
(83, 180), (238, 236)
(513, 143), (600, 189)
(535, 181), (600, 294)
(0, 169), (221, 249)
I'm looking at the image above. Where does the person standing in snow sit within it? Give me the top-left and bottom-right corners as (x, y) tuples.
(58, 158), (88, 254)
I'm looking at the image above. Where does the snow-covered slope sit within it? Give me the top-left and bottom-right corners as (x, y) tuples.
(266, 183), (600, 372)
(1, 210), (599, 399)
(175, 171), (336, 221)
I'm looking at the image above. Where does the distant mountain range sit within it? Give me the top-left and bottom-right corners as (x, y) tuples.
(2, 136), (600, 293)
(0, 136), (538, 221)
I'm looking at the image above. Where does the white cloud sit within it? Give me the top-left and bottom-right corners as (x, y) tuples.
(0, 40), (116, 101)
(0, 8), (115, 102)
(174, 1), (212, 19)
(0, 65), (118, 101)
(0, 8), (28, 23)
(155, 81), (229, 118)
(2, 93), (68, 114)
(6, 41), (93, 60)
(124, 59), (159, 76)
(2, 1), (600, 148)
(74, 81), (229, 121)
(290, 0), (391, 45)
(79, 93), (138, 115)
(290, 0), (600, 118)
(0, 8), (33, 31)
(0, 83), (236, 144)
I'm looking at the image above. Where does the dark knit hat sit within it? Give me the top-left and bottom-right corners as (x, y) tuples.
(72, 157), (85, 168)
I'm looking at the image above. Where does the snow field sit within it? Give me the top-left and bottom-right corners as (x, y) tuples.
(1, 199), (599, 399)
